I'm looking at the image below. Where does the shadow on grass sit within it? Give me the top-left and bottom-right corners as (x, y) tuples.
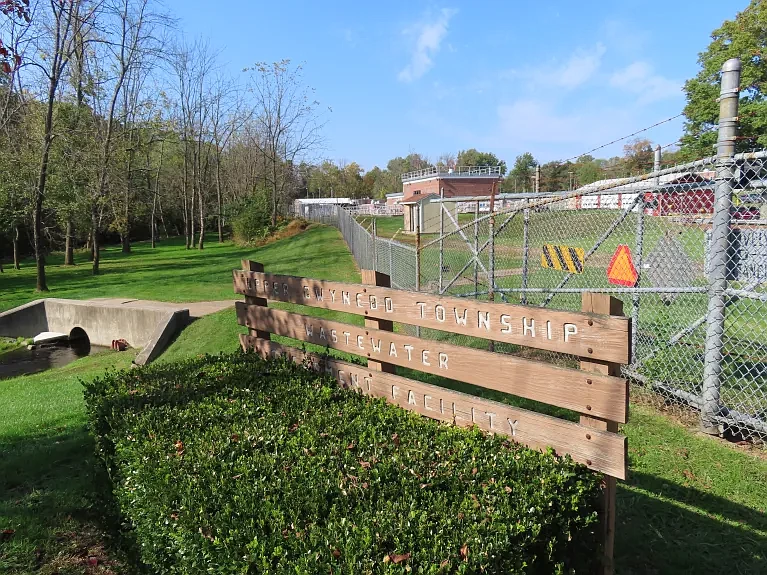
(0, 427), (141, 574)
(616, 470), (767, 574)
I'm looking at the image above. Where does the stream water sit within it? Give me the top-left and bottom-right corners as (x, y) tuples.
(0, 341), (109, 380)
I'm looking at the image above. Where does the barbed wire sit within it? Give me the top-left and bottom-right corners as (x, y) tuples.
(559, 114), (684, 164)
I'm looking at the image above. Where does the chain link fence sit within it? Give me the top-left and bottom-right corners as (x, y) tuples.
(302, 58), (766, 444)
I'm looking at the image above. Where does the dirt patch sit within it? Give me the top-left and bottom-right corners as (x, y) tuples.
(257, 219), (311, 246)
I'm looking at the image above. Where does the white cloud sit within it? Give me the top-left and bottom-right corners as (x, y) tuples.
(491, 98), (651, 161)
(552, 44), (606, 88)
(497, 100), (585, 144)
(398, 8), (457, 83)
(610, 61), (681, 104)
(501, 43), (606, 90)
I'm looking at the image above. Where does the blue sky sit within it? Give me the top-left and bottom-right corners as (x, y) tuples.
(171, 0), (744, 170)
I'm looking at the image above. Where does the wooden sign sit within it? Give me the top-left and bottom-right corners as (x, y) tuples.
(233, 263), (628, 479)
(243, 336), (627, 479)
(233, 270), (631, 364)
(235, 303), (628, 423)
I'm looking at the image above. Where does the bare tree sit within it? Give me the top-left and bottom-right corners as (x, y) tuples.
(209, 73), (246, 242)
(31, 0), (95, 291)
(248, 60), (325, 225)
(90, 0), (160, 274)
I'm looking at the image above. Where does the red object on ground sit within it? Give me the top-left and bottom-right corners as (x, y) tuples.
(111, 339), (128, 351)
(607, 245), (638, 287)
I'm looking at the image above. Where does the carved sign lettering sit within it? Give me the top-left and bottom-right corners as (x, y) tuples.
(241, 335), (627, 480)
(235, 303), (628, 423)
(233, 271), (630, 363)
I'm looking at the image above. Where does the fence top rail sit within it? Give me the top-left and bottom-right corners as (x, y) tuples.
(233, 268), (631, 364)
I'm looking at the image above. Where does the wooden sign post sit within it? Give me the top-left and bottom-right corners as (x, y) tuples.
(233, 262), (630, 574)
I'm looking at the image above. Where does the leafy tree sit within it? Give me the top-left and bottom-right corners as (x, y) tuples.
(505, 152), (537, 191)
(574, 155), (602, 187)
(539, 160), (574, 192)
(681, 0), (767, 158)
(456, 148), (506, 174)
(622, 138), (654, 175)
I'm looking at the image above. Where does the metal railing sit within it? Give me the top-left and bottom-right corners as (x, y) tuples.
(401, 165), (503, 182)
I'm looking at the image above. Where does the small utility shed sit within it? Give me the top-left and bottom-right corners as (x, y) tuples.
(400, 165), (503, 234)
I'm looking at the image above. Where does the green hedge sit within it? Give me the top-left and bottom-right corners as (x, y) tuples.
(84, 352), (603, 574)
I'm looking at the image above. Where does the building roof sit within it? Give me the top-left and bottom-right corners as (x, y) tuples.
(401, 165), (503, 183)
(400, 192), (439, 205)
(385, 192), (404, 198)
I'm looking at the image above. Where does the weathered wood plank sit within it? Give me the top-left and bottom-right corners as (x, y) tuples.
(235, 302), (628, 423)
(241, 335), (627, 479)
(361, 269), (395, 374)
(232, 270), (630, 363)
(241, 261), (270, 342)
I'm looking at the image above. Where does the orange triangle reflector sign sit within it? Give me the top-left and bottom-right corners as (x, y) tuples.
(607, 244), (638, 287)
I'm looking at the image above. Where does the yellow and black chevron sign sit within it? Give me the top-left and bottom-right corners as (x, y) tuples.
(540, 244), (585, 274)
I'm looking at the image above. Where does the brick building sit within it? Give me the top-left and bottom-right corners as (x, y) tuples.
(400, 166), (503, 233)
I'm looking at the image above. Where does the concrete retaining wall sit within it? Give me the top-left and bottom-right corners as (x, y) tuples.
(0, 299), (191, 364)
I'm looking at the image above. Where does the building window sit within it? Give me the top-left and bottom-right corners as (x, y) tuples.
(413, 190), (421, 195)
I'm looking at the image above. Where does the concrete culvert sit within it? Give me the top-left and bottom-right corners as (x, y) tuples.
(68, 327), (91, 356)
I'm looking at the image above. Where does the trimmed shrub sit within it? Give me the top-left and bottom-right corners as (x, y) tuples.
(231, 191), (289, 245)
(84, 352), (602, 574)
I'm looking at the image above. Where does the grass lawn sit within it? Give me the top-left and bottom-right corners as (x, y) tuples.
(1, 224), (766, 573)
(1, 226), (357, 313)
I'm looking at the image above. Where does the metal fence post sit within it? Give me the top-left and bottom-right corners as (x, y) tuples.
(474, 200), (479, 299)
(701, 57), (740, 435)
(488, 183), (496, 352)
(415, 205), (422, 337)
(439, 187), (444, 293)
(372, 218), (378, 271)
(630, 147), (657, 363)
(521, 199), (530, 305)
(388, 240), (393, 281)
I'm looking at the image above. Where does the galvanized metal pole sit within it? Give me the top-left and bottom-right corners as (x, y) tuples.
(521, 199), (530, 305)
(415, 204), (422, 337)
(373, 218), (378, 271)
(630, 147), (657, 363)
(439, 187), (444, 293)
(535, 165), (540, 194)
(474, 200), (479, 299)
(701, 57), (740, 435)
(488, 182), (496, 352)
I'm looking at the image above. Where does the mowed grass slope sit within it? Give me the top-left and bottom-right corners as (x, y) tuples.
(1, 225), (358, 313)
(0, 226), (360, 574)
(1, 223), (765, 573)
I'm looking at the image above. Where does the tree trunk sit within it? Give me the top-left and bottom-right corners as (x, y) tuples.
(183, 142), (191, 249)
(157, 190), (169, 239)
(64, 219), (74, 265)
(33, 143), (50, 291)
(151, 139), (164, 248)
(181, 190), (188, 247)
(92, 207), (100, 275)
(216, 153), (223, 242)
(190, 182), (195, 249)
(198, 186), (204, 250)
(13, 226), (20, 269)
(121, 230), (130, 253)
(151, 191), (156, 249)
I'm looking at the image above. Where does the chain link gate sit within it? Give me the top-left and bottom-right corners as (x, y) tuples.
(302, 58), (765, 444)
